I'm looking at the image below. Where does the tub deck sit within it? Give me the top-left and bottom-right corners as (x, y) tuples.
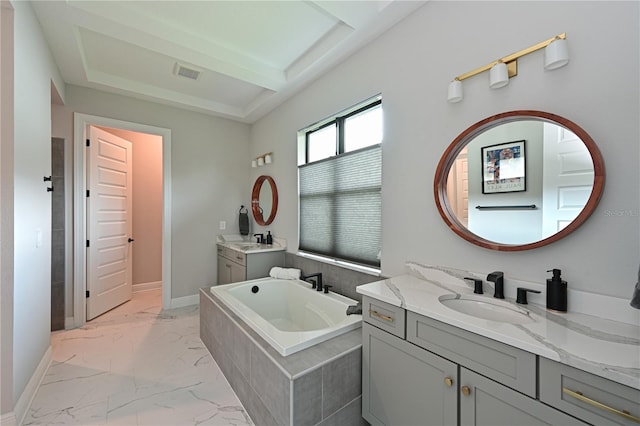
(199, 288), (365, 426)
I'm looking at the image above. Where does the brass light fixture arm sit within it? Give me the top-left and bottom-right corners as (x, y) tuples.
(453, 33), (566, 82)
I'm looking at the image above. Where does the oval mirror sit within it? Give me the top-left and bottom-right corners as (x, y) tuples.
(434, 110), (605, 251)
(251, 175), (278, 226)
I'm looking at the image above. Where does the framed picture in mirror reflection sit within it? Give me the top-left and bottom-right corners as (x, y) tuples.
(481, 140), (526, 194)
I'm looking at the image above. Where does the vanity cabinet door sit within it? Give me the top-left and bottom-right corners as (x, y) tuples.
(217, 255), (232, 285)
(362, 322), (457, 426)
(459, 368), (586, 426)
(229, 260), (246, 283)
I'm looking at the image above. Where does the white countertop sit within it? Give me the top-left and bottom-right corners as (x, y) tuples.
(356, 263), (640, 390)
(217, 235), (286, 253)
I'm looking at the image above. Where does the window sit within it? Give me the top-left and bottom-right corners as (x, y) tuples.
(298, 97), (382, 269)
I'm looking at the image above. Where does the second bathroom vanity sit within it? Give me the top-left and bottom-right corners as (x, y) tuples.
(216, 238), (285, 285)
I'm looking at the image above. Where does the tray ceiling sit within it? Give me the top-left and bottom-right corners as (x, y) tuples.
(31, 1), (426, 123)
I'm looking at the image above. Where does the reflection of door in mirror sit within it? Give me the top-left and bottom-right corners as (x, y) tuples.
(447, 147), (469, 227)
(259, 180), (273, 222)
(542, 123), (594, 237)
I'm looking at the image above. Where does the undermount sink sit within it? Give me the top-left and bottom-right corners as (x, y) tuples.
(438, 294), (535, 324)
(231, 242), (265, 250)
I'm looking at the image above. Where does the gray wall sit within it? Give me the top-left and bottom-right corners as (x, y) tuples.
(52, 85), (251, 299)
(8, 0), (66, 414)
(250, 1), (639, 300)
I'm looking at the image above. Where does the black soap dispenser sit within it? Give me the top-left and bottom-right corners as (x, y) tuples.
(266, 231), (273, 245)
(546, 268), (567, 312)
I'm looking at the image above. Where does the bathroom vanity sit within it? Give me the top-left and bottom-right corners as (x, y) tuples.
(216, 241), (285, 285)
(357, 264), (639, 426)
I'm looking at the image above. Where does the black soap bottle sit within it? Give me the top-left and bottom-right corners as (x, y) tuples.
(546, 268), (567, 312)
(266, 231), (273, 245)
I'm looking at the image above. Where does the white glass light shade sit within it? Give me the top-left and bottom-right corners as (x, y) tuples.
(447, 80), (463, 103)
(489, 62), (509, 89)
(257, 157), (265, 166)
(251, 159), (257, 168)
(544, 38), (569, 70)
(264, 154), (272, 164)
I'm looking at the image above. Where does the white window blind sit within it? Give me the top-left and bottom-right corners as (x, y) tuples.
(299, 144), (381, 267)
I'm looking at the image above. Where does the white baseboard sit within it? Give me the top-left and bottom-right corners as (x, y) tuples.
(169, 294), (199, 309)
(133, 280), (162, 293)
(0, 411), (17, 426)
(14, 346), (51, 426)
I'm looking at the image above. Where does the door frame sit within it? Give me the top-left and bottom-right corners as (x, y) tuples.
(73, 113), (172, 327)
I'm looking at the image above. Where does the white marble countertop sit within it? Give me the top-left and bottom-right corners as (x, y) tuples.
(356, 263), (640, 390)
(217, 235), (286, 253)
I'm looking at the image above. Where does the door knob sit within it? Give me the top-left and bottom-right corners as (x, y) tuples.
(128, 238), (135, 243)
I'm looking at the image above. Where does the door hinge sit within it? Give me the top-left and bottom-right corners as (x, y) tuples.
(86, 290), (90, 298)
(86, 239), (90, 248)
(86, 138), (90, 147)
(86, 190), (90, 197)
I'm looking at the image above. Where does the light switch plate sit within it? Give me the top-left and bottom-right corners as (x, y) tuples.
(219, 221), (226, 230)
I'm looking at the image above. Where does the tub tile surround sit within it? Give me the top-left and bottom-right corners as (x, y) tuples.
(199, 288), (366, 426)
(356, 262), (640, 390)
(285, 253), (382, 302)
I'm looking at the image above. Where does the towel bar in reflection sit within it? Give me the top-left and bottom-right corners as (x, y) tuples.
(475, 204), (537, 210)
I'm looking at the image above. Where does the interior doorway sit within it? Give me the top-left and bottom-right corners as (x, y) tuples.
(73, 113), (172, 328)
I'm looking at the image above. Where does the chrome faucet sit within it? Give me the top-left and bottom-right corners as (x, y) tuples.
(487, 271), (504, 299)
(302, 273), (323, 291)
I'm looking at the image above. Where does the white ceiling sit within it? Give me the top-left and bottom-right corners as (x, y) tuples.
(32, 1), (426, 123)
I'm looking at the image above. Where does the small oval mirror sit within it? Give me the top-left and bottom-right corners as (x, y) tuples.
(251, 175), (278, 226)
(434, 110), (605, 251)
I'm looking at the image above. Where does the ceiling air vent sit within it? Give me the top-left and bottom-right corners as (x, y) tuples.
(173, 62), (202, 81)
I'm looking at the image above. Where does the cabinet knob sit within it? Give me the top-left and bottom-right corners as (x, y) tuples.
(461, 386), (471, 396)
(444, 377), (453, 387)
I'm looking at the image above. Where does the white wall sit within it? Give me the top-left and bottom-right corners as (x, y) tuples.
(0, 1), (14, 419)
(52, 85), (251, 299)
(11, 0), (64, 409)
(250, 1), (639, 300)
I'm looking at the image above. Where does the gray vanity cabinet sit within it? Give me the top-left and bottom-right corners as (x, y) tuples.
(216, 245), (284, 285)
(217, 251), (245, 285)
(362, 322), (458, 426)
(361, 296), (589, 426)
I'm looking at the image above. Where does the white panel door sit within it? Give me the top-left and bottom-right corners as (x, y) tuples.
(542, 123), (594, 238)
(87, 126), (133, 320)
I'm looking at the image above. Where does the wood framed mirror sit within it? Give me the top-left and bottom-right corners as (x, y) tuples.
(434, 110), (605, 251)
(251, 175), (278, 226)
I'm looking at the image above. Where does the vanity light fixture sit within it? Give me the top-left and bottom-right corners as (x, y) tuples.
(447, 33), (568, 103)
(252, 152), (273, 167)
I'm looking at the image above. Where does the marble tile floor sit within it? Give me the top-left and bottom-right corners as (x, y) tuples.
(24, 289), (253, 426)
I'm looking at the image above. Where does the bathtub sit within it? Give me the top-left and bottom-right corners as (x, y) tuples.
(209, 277), (362, 356)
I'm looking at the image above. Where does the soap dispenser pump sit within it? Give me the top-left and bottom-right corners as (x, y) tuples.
(266, 231), (273, 245)
(546, 268), (567, 312)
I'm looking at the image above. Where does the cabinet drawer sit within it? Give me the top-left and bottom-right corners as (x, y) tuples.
(363, 296), (406, 339)
(539, 358), (640, 426)
(224, 247), (246, 266)
(407, 311), (536, 397)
